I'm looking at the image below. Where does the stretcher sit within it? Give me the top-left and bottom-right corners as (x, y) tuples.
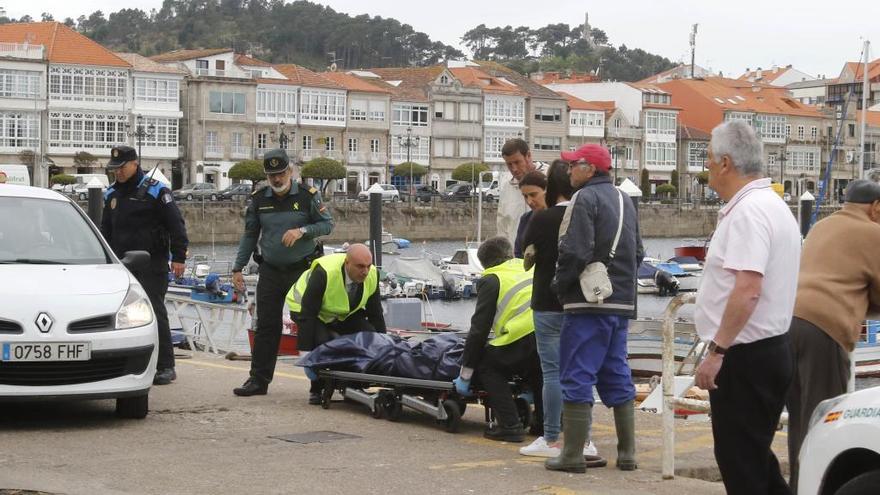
(316, 370), (532, 433)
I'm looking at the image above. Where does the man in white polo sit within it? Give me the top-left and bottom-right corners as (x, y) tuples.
(694, 120), (801, 495)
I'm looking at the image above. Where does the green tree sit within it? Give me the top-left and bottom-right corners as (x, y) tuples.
(228, 160), (266, 189)
(656, 183), (676, 197)
(74, 151), (98, 172)
(301, 157), (345, 195)
(451, 162), (489, 184)
(392, 162), (427, 182)
(640, 168), (651, 199)
(51, 174), (76, 186)
(670, 169), (680, 198)
(695, 171), (709, 185)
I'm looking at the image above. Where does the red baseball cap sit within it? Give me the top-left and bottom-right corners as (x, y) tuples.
(560, 144), (612, 172)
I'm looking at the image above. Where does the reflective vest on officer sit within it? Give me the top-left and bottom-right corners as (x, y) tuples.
(484, 258), (534, 347)
(286, 253), (378, 323)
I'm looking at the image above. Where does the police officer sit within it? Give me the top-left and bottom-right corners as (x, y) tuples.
(101, 145), (189, 386)
(286, 244), (386, 404)
(232, 148), (334, 396)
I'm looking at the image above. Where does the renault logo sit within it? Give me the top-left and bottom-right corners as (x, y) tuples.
(35, 312), (53, 333)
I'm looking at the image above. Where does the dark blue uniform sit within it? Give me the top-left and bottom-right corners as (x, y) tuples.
(101, 168), (189, 372)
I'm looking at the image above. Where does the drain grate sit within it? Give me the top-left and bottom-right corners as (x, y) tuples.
(269, 430), (362, 444)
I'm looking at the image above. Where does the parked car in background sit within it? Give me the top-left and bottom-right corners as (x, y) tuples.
(0, 185), (158, 418)
(401, 185), (440, 203)
(443, 183), (474, 202)
(218, 183), (253, 201)
(173, 183), (218, 201)
(357, 184), (400, 202)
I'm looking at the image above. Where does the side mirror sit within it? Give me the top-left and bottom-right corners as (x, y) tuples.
(120, 250), (151, 271)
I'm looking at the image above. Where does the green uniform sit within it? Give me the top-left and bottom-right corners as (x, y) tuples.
(286, 253), (378, 323)
(484, 258), (534, 347)
(233, 181), (333, 271)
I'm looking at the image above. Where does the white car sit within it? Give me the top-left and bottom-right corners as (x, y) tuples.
(798, 386), (880, 494)
(358, 183), (400, 202)
(0, 184), (158, 418)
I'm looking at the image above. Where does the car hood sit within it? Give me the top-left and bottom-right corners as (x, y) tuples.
(0, 264), (132, 297)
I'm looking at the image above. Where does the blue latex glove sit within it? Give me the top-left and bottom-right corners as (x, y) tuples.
(303, 366), (318, 381)
(453, 376), (473, 397)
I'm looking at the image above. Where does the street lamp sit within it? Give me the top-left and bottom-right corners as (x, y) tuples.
(126, 114), (155, 169)
(611, 146), (623, 185)
(397, 126), (420, 206)
(270, 120), (291, 151)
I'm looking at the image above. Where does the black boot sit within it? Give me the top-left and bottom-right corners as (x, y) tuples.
(613, 400), (637, 471)
(545, 402), (590, 473)
(233, 377), (268, 396)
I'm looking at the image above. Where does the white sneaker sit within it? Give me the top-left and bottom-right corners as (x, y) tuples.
(519, 436), (561, 457)
(583, 441), (599, 457)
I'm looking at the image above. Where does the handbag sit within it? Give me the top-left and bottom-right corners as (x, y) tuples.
(578, 189), (625, 304)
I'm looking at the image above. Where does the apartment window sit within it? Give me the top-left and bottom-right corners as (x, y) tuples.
(755, 114), (786, 142)
(205, 131), (219, 152)
(849, 124), (856, 138)
(533, 137), (562, 151)
(348, 138), (359, 152)
(570, 111), (604, 128)
(613, 118), (621, 128)
(209, 91), (246, 115)
(370, 138), (380, 153)
(827, 126), (833, 139)
(484, 97), (525, 126)
(324, 136), (335, 150)
(797, 125), (805, 140)
(645, 111), (676, 136)
(391, 135), (430, 162)
(687, 142), (708, 168)
(257, 133), (268, 149)
(434, 138), (455, 157)
(256, 87), (297, 120)
(0, 111), (39, 149)
(196, 60), (209, 70)
(788, 147), (820, 173)
(350, 99), (368, 121)
(785, 125), (791, 137)
(725, 112), (754, 125)
(434, 101), (455, 120)
(811, 126), (818, 141)
(368, 100), (385, 122)
(302, 135), (312, 150)
(534, 107), (562, 122)
(231, 132), (243, 148)
(300, 89), (346, 123)
(47, 111), (126, 150)
(0, 69), (41, 99)
(392, 103), (429, 127)
(460, 139), (479, 158)
(645, 142), (676, 167)
(48, 66), (126, 104)
(768, 154), (776, 166)
(484, 130), (521, 161)
(143, 117), (178, 148)
(459, 102), (481, 122)
(135, 79), (179, 104)
(440, 75), (450, 85)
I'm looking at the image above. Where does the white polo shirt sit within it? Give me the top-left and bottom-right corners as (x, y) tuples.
(694, 178), (801, 345)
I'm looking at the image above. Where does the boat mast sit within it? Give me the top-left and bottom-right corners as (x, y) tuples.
(859, 40), (871, 178)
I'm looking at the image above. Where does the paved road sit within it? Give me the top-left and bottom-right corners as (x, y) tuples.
(0, 353), (788, 494)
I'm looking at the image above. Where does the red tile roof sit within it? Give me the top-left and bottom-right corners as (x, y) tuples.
(841, 58), (880, 82)
(115, 52), (185, 74)
(363, 66), (446, 101)
(274, 64), (343, 90)
(531, 71), (601, 84)
(0, 22), (129, 67)
(235, 53), (272, 67)
(449, 66), (527, 97)
(319, 72), (392, 94)
(150, 48), (233, 63)
(678, 124), (711, 141)
(738, 66), (795, 84)
(474, 61), (564, 99)
(558, 92), (613, 111)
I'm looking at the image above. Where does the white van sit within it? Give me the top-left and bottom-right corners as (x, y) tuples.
(0, 165), (31, 186)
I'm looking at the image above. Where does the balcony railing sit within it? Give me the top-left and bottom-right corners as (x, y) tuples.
(205, 145), (224, 158)
(0, 42), (44, 60)
(607, 127), (642, 140)
(368, 152), (387, 164)
(301, 149), (341, 161)
(230, 145), (250, 159)
(194, 68), (252, 79)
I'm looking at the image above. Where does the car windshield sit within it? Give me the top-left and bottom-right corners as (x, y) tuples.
(0, 197), (110, 265)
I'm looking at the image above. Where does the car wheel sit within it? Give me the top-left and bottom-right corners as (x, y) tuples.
(116, 393), (149, 419)
(186, 194), (193, 201)
(392, 196), (399, 203)
(79, 193), (87, 200)
(210, 194), (217, 201)
(836, 469), (880, 495)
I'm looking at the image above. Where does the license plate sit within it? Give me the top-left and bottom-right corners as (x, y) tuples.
(1, 342), (91, 362)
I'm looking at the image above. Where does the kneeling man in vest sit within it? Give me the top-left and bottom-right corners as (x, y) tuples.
(454, 236), (543, 443)
(287, 244), (386, 404)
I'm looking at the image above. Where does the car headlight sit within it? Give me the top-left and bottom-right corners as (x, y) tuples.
(115, 283), (155, 329)
(808, 394), (848, 430)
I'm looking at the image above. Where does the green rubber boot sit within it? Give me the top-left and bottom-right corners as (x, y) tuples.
(613, 400), (638, 471)
(545, 402), (590, 473)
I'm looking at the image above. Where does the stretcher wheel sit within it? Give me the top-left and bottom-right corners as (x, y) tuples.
(515, 397), (532, 430)
(441, 399), (462, 433)
(321, 387), (333, 410)
(371, 401), (384, 419)
(385, 397), (402, 422)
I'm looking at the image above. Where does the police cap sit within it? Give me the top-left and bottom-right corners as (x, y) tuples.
(263, 149), (290, 175)
(845, 179), (880, 204)
(107, 145), (138, 169)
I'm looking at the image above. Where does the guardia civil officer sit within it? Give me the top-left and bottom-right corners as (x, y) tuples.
(101, 145), (189, 386)
(232, 149), (334, 396)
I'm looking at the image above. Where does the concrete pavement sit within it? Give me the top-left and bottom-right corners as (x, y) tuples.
(0, 352), (789, 494)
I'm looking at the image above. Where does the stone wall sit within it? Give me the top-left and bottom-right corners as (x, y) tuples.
(178, 201), (838, 244)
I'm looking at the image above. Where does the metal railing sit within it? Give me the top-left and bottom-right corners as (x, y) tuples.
(0, 42), (44, 59)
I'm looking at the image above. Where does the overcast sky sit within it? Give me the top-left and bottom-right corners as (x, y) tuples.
(6, 0), (878, 78)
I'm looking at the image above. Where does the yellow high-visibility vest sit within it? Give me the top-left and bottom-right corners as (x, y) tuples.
(484, 258), (534, 347)
(286, 253), (378, 323)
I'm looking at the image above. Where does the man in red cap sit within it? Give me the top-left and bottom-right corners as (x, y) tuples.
(545, 143), (643, 474)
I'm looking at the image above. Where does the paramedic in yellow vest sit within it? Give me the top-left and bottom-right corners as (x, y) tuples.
(287, 243), (386, 404)
(453, 236), (543, 443)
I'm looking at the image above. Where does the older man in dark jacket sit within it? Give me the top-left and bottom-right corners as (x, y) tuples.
(546, 144), (644, 474)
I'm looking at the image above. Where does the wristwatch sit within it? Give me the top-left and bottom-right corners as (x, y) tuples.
(707, 340), (728, 356)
